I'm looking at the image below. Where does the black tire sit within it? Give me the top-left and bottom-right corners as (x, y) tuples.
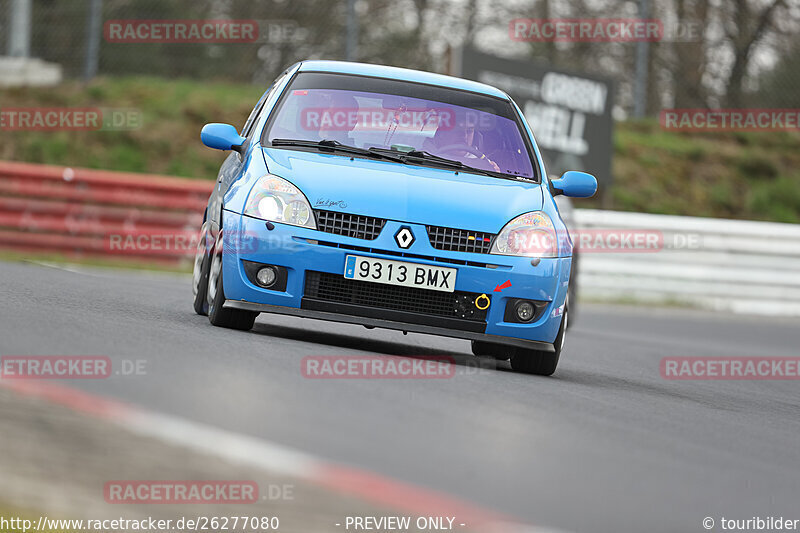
(568, 252), (578, 328)
(509, 308), (568, 376)
(207, 235), (258, 331)
(191, 225), (211, 315)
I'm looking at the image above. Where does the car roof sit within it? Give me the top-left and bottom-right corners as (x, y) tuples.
(296, 60), (509, 100)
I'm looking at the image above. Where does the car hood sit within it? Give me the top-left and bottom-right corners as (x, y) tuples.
(261, 147), (542, 233)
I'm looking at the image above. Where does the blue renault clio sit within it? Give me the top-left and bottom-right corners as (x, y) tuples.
(192, 60), (596, 375)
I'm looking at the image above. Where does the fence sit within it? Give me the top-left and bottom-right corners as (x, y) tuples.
(0, 161), (212, 266)
(0, 0), (338, 85)
(575, 209), (800, 317)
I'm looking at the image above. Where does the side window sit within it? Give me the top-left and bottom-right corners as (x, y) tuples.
(240, 89), (271, 139)
(241, 72), (288, 139)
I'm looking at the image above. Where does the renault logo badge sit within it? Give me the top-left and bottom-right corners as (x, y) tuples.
(394, 227), (415, 249)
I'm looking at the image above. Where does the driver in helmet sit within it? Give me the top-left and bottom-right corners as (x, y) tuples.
(433, 116), (501, 173)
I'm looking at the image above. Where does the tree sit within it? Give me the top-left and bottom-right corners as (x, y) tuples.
(672, 0), (709, 108)
(722, 0), (785, 107)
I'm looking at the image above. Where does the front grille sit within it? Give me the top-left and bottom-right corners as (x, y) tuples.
(427, 225), (495, 254)
(314, 210), (385, 240)
(314, 240), (510, 269)
(304, 271), (489, 322)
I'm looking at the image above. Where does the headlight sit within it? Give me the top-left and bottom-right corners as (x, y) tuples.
(243, 175), (316, 229)
(490, 211), (558, 257)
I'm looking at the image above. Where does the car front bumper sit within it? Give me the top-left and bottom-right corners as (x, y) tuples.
(221, 211), (571, 351)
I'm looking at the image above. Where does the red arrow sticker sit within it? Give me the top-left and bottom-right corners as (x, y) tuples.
(494, 280), (512, 292)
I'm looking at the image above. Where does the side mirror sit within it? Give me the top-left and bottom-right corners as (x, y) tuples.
(550, 171), (597, 198)
(201, 123), (246, 152)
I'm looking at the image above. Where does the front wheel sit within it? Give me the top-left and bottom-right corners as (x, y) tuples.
(509, 308), (568, 376)
(207, 235), (258, 331)
(567, 252), (578, 328)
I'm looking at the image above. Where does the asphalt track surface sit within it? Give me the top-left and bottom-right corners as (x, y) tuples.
(2, 259), (799, 533)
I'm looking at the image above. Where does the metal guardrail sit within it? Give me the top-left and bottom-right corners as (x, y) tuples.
(0, 161), (212, 265)
(575, 209), (800, 317)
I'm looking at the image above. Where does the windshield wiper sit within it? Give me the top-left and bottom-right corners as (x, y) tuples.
(368, 147), (462, 167)
(369, 147), (503, 178)
(405, 150), (470, 168)
(405, 150), (536, 182)
(270, 139), (405, 162)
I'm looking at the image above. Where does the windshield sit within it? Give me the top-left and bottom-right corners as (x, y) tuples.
(263, 72), (537, 180)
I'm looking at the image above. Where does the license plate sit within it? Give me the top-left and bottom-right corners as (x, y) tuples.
(343, 255), (456, 293)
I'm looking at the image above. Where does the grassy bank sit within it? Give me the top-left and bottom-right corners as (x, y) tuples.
(0, 77), (262, 179)
(2, 77), (799, 223)
(603, 120), (800, 223)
